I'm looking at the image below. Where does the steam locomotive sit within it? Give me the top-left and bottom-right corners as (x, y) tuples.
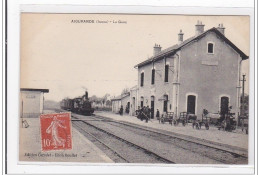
(60, 91), (94, 115)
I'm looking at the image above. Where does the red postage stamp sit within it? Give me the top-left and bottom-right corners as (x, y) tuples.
(40, 112), (72, 151)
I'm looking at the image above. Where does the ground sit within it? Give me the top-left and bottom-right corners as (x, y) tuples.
(19, 110), (113, 163)
(19, 109), (248, 163)
(95, 111), (248, 150)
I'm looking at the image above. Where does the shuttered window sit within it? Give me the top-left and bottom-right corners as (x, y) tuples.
(164, 65), (169, 82)
(141, 72), (144, 87)
(151, 69), (155, 85)
(208, 43), (214, 53)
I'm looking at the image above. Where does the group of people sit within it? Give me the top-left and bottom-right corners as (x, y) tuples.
(136, 106), (151, 122)
(119, 105), (130, 116)
(135, 106), (160, 123)
(119, 105), (124, 115)
(119, 104), (161, 123)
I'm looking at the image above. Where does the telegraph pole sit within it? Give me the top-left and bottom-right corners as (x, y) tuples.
(240, 74), (246, 120)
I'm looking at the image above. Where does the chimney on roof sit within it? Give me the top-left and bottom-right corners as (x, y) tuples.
(153, 44), (162, 56)
(217, 23), (225, 35)
(178, 29), (184, 44)
(195, 20), (205, 35)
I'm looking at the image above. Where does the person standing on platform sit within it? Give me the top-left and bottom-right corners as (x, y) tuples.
(147, 105), (151, 120)
(156, 109), (160, 121)
(144, 106), (149, 123)
(136, 106), (140, 119)
(119, 105), (123, 116)
(141, 106), (145, 121)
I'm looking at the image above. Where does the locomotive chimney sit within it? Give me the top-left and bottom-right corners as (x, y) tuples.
(85, 91), (88, 99)
(153, 44), (162, 56)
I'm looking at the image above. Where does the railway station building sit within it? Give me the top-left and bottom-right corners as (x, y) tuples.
(134, 21), (248, 120)
(20, 88), (49, 118)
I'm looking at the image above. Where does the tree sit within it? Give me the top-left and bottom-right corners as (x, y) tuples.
(89, 95), (98, 102)
(106, 100), (112, 107)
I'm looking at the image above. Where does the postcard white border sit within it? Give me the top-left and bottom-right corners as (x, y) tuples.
(6, 1), (255, 174)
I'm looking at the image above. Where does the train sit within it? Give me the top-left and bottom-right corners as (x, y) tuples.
(60, 91), (94, 115)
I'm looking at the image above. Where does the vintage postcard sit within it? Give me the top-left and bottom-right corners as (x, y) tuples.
(19, 13), (250, 164)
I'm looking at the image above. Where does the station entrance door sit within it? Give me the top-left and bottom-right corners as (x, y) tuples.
(187, 95), (196, 114)
(220, 96), (229, 115)
(151, 96), (155, 119)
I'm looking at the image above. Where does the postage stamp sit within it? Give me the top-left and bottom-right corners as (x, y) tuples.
(40, 112), (72, 151)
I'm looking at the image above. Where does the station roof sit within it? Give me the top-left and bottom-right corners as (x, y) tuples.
(111, 95), (122, 101)
(20, 88), (49, 93)
(135, 27), (249, 68)
(111, 92), (130, 101)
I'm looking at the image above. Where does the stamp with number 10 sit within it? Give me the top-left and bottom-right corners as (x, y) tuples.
(40, 112), (72, 151)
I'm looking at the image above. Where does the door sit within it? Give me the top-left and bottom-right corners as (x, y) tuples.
(187, 95), (196, 114)
(126, 102), (130, 114)
(151, 96), (155, 119)
(220, 96), (229, 115)
(163, 95), (168, 112)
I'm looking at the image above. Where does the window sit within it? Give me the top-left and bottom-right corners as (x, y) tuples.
(140, 72), (144, 87)
(208, 43), (214, 54)
(164, 65), (169, 82)
(151, 69), (155, 85)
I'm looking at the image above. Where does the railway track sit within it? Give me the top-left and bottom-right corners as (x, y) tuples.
(95, 115), (248, 154)
(95, 117), (247, 164)
(55, 109), (247, 164)
(72, 121), (128, 163)
(72, 117), (175, 163)
(73, 113), (247, 164)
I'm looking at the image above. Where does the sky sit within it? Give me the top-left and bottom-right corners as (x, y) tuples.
(20, 14), (250, 102)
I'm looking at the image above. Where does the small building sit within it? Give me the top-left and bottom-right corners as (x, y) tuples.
(111, 92), (130, 114)
(134, 21), (248, 120)
(20, 88), (49, 118)
(111, 95), (121, 113)
(129, 85), (139, 116)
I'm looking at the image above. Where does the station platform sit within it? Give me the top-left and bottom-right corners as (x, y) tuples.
(19, 111), (113, 163)
(95, 111), (248, 150)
